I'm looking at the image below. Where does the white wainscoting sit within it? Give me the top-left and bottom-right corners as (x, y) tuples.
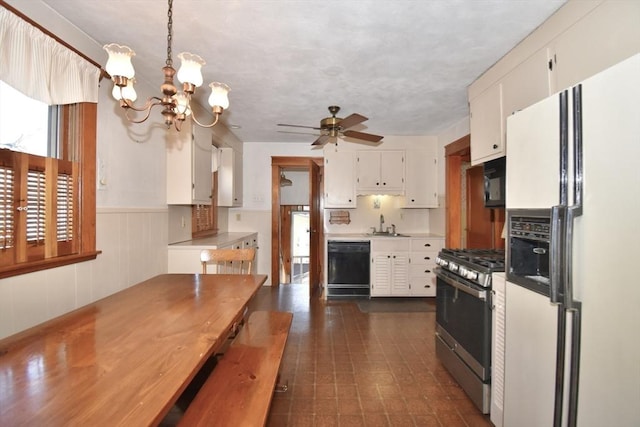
(0, 208), (168, 340)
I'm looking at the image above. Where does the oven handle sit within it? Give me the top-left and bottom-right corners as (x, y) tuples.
(435, 269), (487, 300)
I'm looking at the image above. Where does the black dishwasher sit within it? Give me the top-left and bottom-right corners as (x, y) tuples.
(327, 240), (370, 298)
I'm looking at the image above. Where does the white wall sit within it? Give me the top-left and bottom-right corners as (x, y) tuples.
(0, 2), (169, 339)
(228, 137), (440, 284)
(228, 142), (318, 285)
(429, 116), (470, 237)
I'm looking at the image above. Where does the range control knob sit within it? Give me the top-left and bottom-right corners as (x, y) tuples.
(466, 270), (478, 281)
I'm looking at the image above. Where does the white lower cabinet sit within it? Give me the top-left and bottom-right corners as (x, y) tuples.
(408, 237), (442, 297)
(491, 272), (506, 427)
(370, 239), (409, 297)
(167, 233), (258, 274)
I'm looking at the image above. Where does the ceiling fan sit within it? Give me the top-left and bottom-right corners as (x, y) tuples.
(278, 105), (384, 146)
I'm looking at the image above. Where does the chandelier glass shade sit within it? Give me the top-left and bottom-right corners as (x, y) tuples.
(103, 0), (229, 130)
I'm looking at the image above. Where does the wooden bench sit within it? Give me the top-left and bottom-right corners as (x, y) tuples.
(178, 310), (293, 427)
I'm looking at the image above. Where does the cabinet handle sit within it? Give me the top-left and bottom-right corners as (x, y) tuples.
(493, 144), (498, 149)
(383, 182), (386, 186)
(424, 284), (431, 288)
(424, 256), (430, 260)
(424, 243), (431, 247)
(425, 270), (431, 273)
(411, 199), (415, 202)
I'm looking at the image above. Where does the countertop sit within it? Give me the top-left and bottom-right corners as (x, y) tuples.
(325, 233), (444, 240)
(168, 232), (257, 249)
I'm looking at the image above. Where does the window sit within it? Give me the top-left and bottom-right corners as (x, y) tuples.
(0, 91), (97, 277)
(0, 5), (100, 277)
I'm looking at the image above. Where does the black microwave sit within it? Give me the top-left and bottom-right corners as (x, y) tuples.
(483, 156), (506, 207)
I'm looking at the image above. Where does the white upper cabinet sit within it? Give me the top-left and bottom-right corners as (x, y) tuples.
(470, 83), (504, 165)
(469, 1), (640, 166)
(218, 146), (243, 207)
(549, 1), (640, 93)
(324, 148), (356, 208)
(401, 151), (438, 208)
(167, 118), (213, 205)
(501, 47), (552, 129)
(356, 150), (405, 195)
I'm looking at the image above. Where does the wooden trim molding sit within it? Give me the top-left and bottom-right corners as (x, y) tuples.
(445, 135), (470, 248)
(270, 156), (323, 291)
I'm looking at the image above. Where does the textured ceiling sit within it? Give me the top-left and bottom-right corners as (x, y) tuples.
(40, 0), (565, 143)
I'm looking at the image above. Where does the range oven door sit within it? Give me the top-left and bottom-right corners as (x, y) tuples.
(435, 268), (491, 381)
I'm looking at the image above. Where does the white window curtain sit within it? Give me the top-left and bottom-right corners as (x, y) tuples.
(0, 7), (99, 105)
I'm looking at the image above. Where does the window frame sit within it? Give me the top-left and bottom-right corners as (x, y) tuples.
(0, 102), (98, 278)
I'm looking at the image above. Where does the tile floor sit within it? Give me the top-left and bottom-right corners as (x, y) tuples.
(247, 285), (493, 427)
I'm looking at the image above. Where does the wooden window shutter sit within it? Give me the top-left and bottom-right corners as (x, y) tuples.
(0, 152), (16, 266)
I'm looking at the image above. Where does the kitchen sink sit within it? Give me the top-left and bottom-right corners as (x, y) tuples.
(366, 232), (410, 237)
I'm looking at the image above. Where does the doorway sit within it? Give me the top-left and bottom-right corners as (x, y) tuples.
(445, 135), (505, 249)
(271, 157), (323, 296)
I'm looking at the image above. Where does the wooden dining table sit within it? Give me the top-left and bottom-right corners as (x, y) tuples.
(0, 273), (267, 426)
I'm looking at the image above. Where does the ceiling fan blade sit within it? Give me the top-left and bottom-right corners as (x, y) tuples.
(343, 130), (384, 143)
(311, 135), (331, 146)
(277, 123), (322, 130)
(338, 113), (368, 129)
(277, 130), (321, 136)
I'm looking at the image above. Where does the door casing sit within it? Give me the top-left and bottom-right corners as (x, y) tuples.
(271, 157), (323, 296)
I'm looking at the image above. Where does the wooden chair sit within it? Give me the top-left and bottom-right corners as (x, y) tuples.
(200, 248), (256, 274)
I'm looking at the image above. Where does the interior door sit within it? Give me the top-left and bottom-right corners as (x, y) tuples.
(308, 160), (322, 295)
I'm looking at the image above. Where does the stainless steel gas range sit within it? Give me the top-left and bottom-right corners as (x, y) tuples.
(434, 248), (505, 414)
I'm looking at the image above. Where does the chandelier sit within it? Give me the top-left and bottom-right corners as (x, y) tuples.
(103, 0), (229, 131)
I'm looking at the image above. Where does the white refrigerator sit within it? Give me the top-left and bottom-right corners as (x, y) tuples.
(503, 53), (640, 427)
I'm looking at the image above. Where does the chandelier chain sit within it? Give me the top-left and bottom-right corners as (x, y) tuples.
(166, 0), (173, 68)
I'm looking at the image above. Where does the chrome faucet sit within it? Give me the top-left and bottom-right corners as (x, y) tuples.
(379, 214), (385, 232)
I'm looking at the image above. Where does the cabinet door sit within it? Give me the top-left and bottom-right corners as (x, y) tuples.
(357, 151), (404, 194)
(232, 148), (243, 206)
(402, 153), (437, 208)
(501, 47), (552, 132)
(167, 120), (213, 205)
(218, 147), (242, 207)
(371, 252), (391, 296)
(550, 1), (640, 94)
(491, 273), (506, 427)
(380, 151), (405, 193)
(390, 253), (409, 296)
(192, 124), (214, 204)
(324, 149), (356, 208)
(470, 83), (504, 165)
(356, 151), (380, 191)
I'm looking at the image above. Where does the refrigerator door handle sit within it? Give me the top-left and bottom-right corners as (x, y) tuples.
(559, 90), (570, 206)
(572, 84), (584, 210)
(550, 205), (565, 305)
